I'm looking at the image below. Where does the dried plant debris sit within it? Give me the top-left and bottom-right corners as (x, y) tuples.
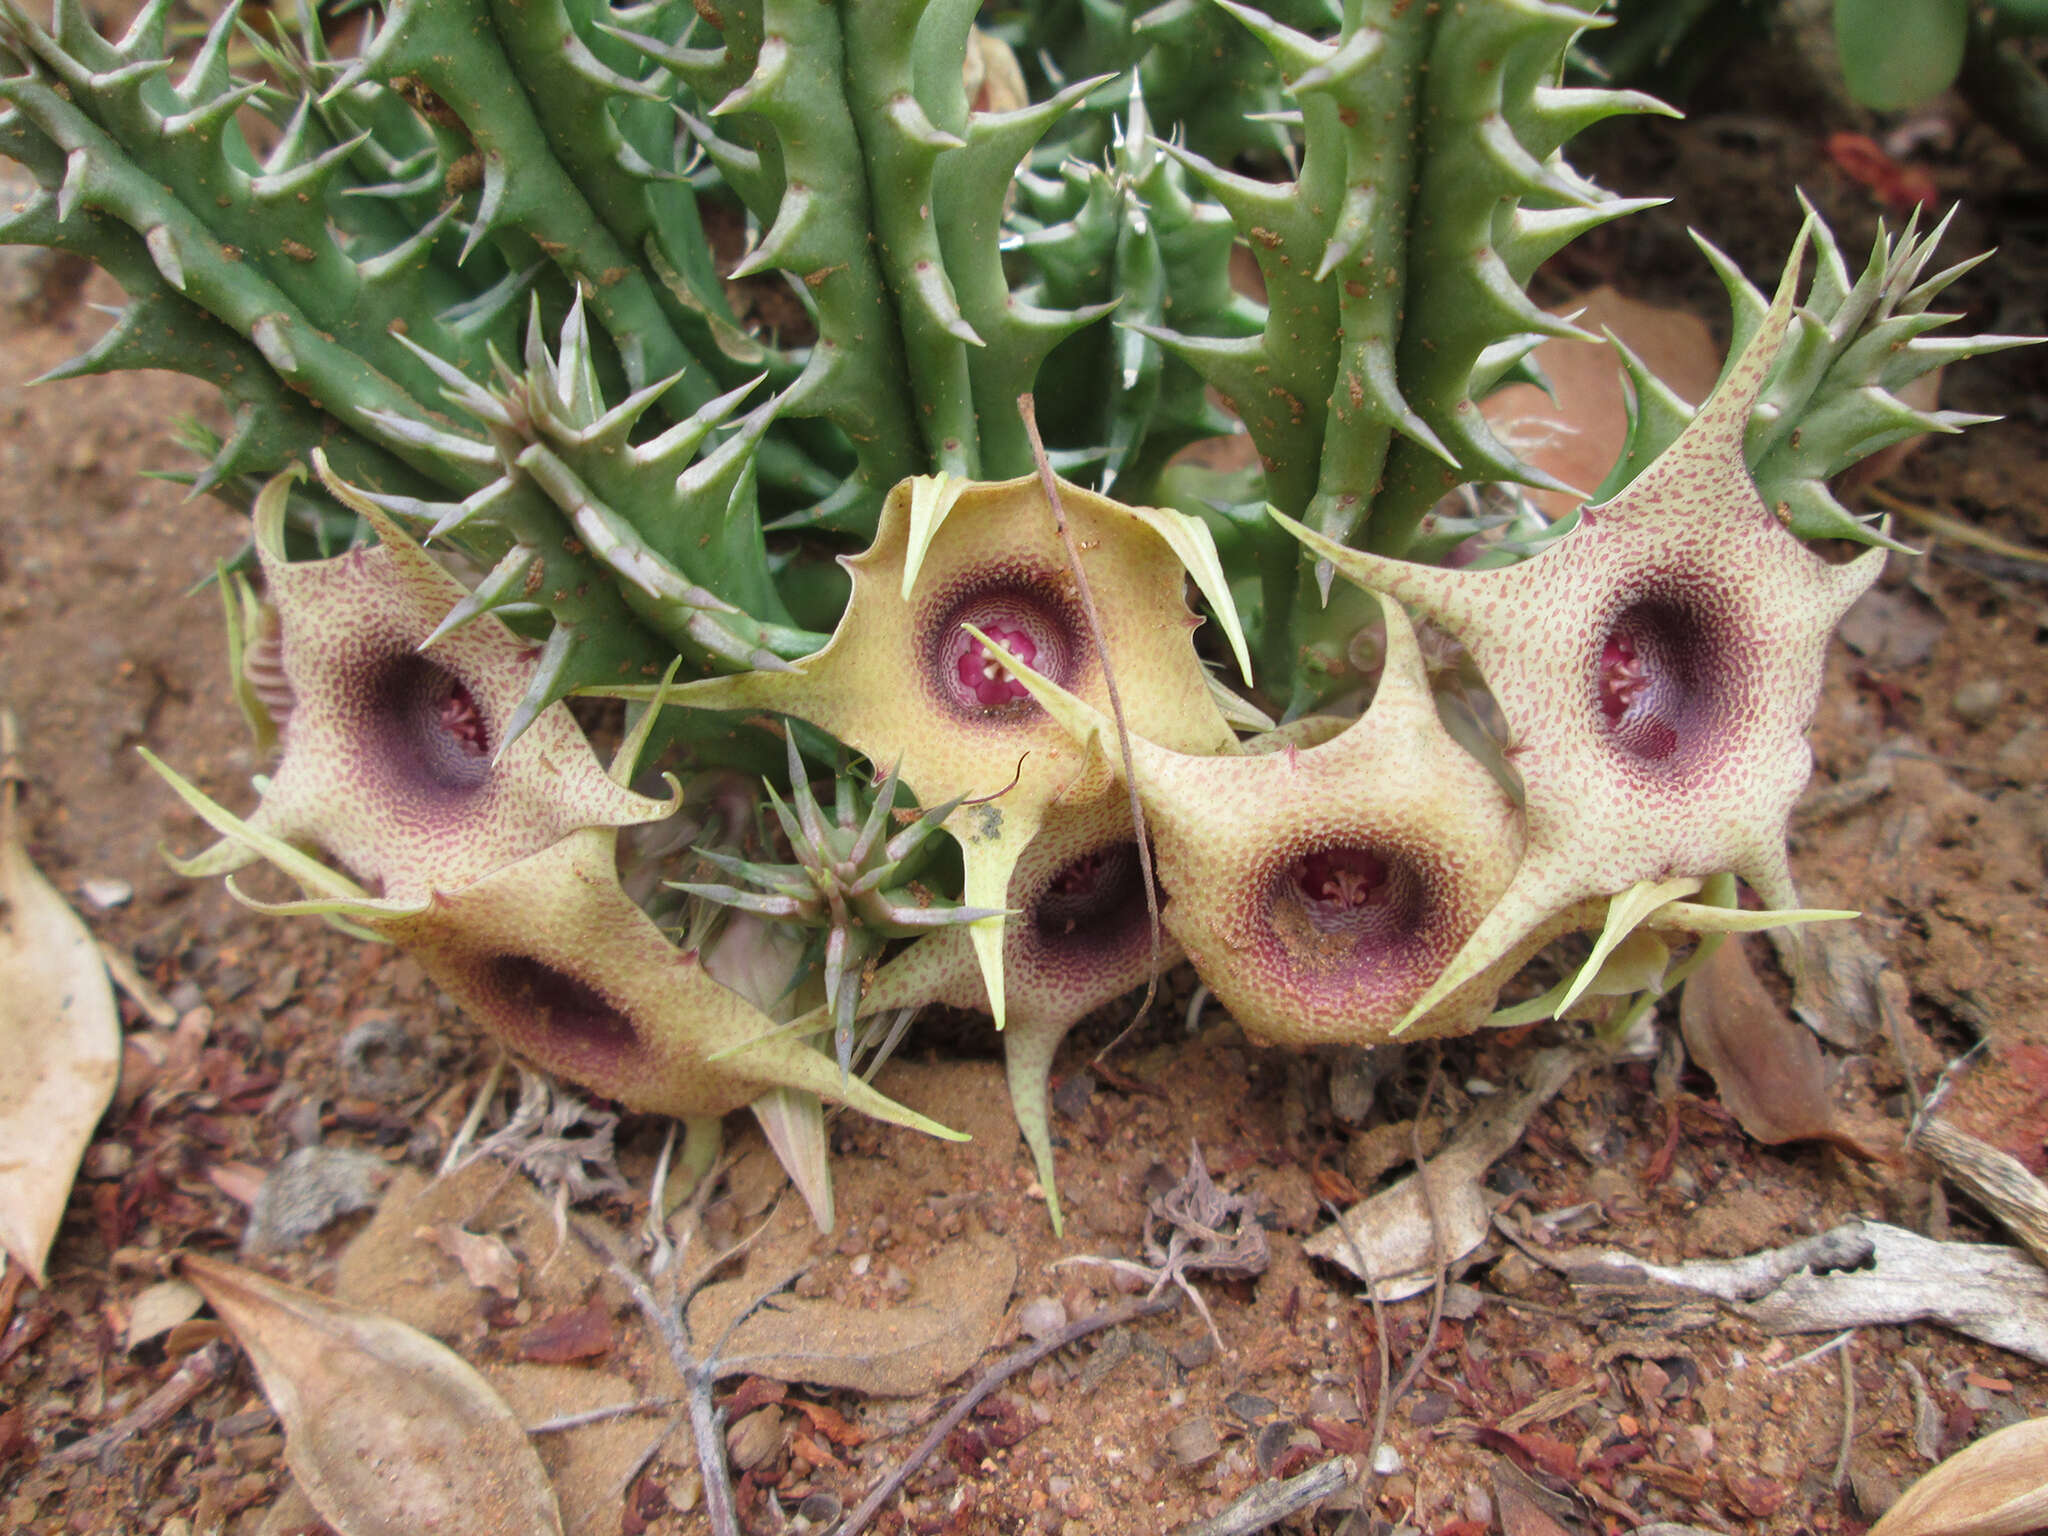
(1913, 1115), (2048, 1271)
(1063, 1142), (1270, 1348)
(685, 1231), (1017, 1396)
(1868, 1416), (2048, 1536)
(0, 709), (122, 1285)
(122, 1277), (204, 1352)
(467, 1070), (631, 1207)
(1308, 1047), (1581, 1298)
(182, 1253), (564, 1536)
(1678, 935), (1880, 1154)
(1767, 921), (1889, 1050)
(243, 1146), (391, 1254)
(1559, 1221), (2048, 1366)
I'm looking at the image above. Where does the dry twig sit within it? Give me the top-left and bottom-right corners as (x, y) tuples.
(1170, 1455), (1355, 1536)
(48, 1341), (233, 1469)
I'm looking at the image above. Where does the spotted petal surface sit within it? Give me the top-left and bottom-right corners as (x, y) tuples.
(981, 596), (1533, 1047)
(1281, 226), (1884, 1029)
(607, 472), (1240, 1025)
(179, 470), (673, 899)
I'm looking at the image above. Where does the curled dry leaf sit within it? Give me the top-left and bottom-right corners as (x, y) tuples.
(1869, 1416), (2048, 1536)
(1679, 936), (1876, 1155)
(420, 1222), (522, 1301)
(124, 1278), (205, 1352)
(181, 1252), (563, 1536)
(0, 709), (122, 1285)
(1307, 1047), (1581, 1298)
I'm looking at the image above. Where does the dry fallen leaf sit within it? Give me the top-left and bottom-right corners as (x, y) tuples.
(125, 1277), (205, 1352)
(1869, 1416), (2048, 1536)
(687, 1231), (1017, 1396)
(1679, 937), (1873, 1154)
(182, 1252), (563, 1536)
(421, 1222), (522, 1301)
(0, 709), (122, 1285)
(1307, 1047), (1581, 1298)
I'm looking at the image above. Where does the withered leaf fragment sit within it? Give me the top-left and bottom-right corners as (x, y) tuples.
(1679, 935), (1875, 1155)
(1869, 1416), (2048, 1536)
(0, 709), (122, 1285)
(182, 1252), (564, 1536)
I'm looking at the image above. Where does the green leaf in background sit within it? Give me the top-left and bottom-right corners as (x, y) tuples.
(1836, 0), (1968, 109)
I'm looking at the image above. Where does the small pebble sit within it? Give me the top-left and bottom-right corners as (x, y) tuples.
(1166, 1415), (1221, 1467)
(1252, 1420), (1298, 1474)
(1018, 1295), (1068, 1341)
(1951, 677), (2005, 727)
(1372, 1443), (1404, 1475)
(243, 1146), (388, 1253)
(81, 877), (133, 910)
(1439, 1282), (1483, 1321)
(1305, 1382), (1360, 1421)
(1995, 725), (2047, 782)
(725, 1406), (785, 1472)
(1224, 1391), (1276, 1423)
(796, 1492), (842, 1524)
(83, 1142), (134, 1179)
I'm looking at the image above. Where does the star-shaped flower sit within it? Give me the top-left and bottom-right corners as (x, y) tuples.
(178, 463), (673, 899)
(1277, 225), (1883, 1029)
(973, 596), (1538, 1048)
(148, 669), (961, 1231)
(608, 472), (1248, 1027)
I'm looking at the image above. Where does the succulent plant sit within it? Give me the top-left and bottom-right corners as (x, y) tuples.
(1, 0), (2028, 1223)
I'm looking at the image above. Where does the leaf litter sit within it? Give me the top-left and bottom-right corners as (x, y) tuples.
(1868, 1414), (2048, 1536)
(181, 1250), (565, 1536)
(0, 708), (122, 1285)
(1307, 1045), (1582, 1298)
(1677, 935), (1884, 1155)
(1539, 1219), (2048, 1366)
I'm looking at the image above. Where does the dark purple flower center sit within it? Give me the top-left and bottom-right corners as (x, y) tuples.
(438, 682), (489, 755)
(1031, 840), (1152, 962)
(367, 653), (493, 799)
(1598, 631), (1648, 722)
(1593, 589), (1742, 771)
(483, 955), (637, 1065)
(921, 565), (1086, 723)
(1293, 846), (1390, 913)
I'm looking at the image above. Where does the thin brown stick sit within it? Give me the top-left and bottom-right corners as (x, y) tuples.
(1016, 394), (1163, 1044)
(1388, 1046), (1448, 1408)
(838, 1291), (1178, 1536)
(526, 1397), (682, 1435)
(1832, 1337), (1857, 1490)
(49, 1342), (233, 1468)
(955, 752), (1029, 807)
(584, 1233), (742, 1536)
